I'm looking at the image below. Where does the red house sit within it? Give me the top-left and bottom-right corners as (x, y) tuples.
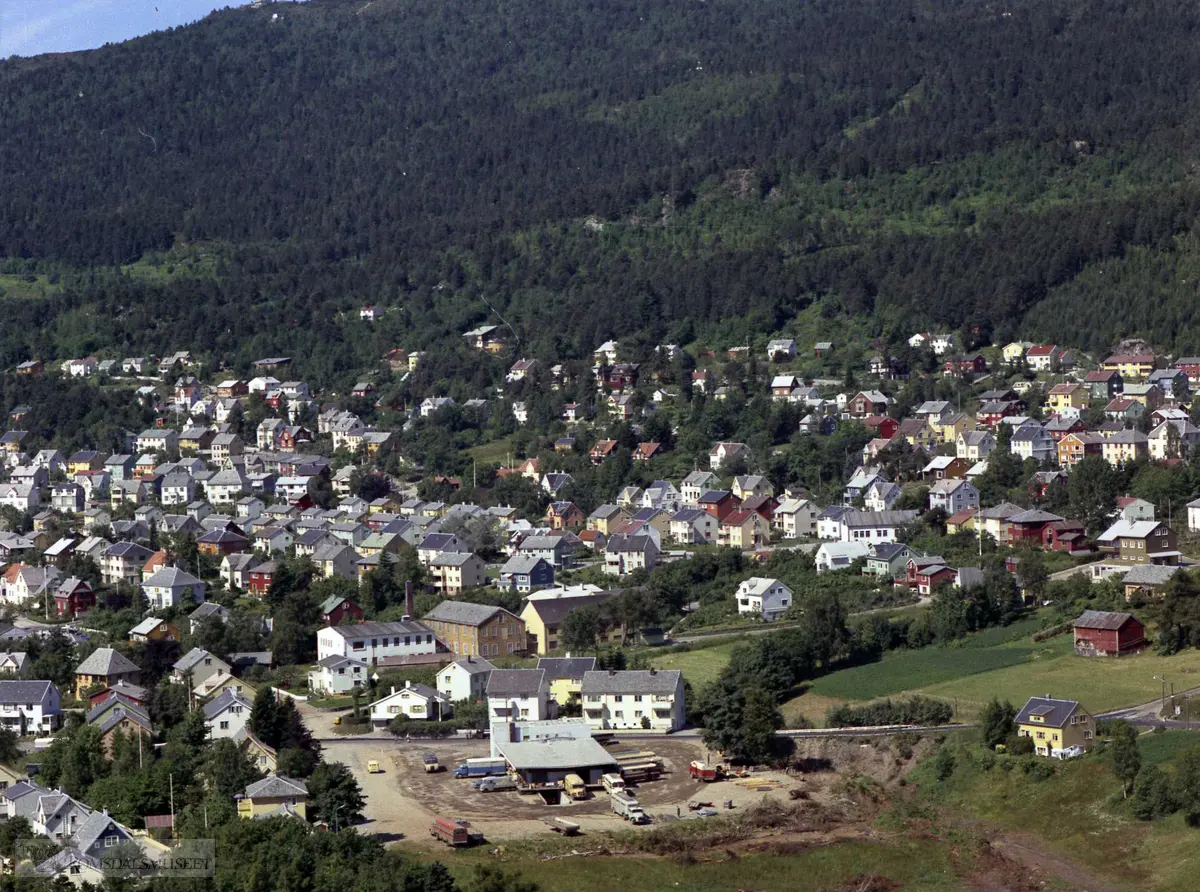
(247, 562), (276, 598)
(944, 354), (987, 376)
(698, 490), (739, 522)
(739, 493), (778, 522)
(1174, 357), (1200, 383)
(905, 556), (947, 589)
(197, 529), (250, 557)
(915, 564), (958, 595)
(1005, 509), (1064, 546)
(1042, 521), (1088, 553)
(862, 416), (900, 440)
(977, 400), (1022, 428)
(1073, 610), (1145, 657)
(321, 595), (365, 626)
(54, 578), (96, 619)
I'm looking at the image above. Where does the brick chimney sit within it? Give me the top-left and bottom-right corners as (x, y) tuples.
(405, 579), (415, 619)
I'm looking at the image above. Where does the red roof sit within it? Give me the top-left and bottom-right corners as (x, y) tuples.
(1027, 344), (1057, 356)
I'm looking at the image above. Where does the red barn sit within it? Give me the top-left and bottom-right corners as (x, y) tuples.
(1073, 610), (1145, 657)
(247, 562), (276, 598)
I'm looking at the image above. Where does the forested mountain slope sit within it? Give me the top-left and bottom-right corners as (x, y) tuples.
(4, 0), (1200, 377)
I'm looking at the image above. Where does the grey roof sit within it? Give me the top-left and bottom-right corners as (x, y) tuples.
(536, 657), (597, 679)
(499, 737), (619, 771)
(486, 669), (546, 697)
(143, 566), (204, 589)
(327, 620), (433, 639)
(202, 689), (252, 720)
(607, 534), (659, 554)
(244, 776), (307, 799)
(450, 655), (495, 675)
(1074, 610), (1140, 631)
(1014, 697), (1081, 729)
(1122, 565), (1181, 587)
(319, 594), (352, 615)
(581, 669), (681, 695)
(316, 654), (368, 670)
(842, 510), (918, 527)
(75, 648), (139, 677)
(190, 602), (231, 621)
(34, 848), (103, 878)
(429, 551), (479, 568)
(524, 591), (612, 626)
(0, 680), (55, 705)
(978, 502), (1025, 519)
(94, 704), (153, 735)
(868, 542), (910, 561)
(72, 809), (130, 854)
(418, 533), (459, 551)
(424, 600), (508, 626)
(1007, 509), (1064, 524)
(956, 567), (985, 589)
(500, 554), (548, 575)
(174, 648), (229, 674)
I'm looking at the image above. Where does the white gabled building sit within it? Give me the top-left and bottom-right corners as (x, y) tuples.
(437, 655), (495, 704)
(141, 566), (206, 610)
(315, 620), (438, 665)
(734, 577), (793, 621)
(580, 669), (684, 733)
(369, 681), (451, 725)
(308, 655), (368, 696)
(0, 681), (60, 735)
(202, 690), (252, 740)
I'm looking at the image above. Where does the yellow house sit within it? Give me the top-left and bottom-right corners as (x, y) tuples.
(196, 671), (257, 700)
(1045, 383), (1088, 414)
(535, 656), (598, 705)
(237, 776), (308, 820)
(234, 728), (278, 775)
(1002, 342), (1029, 364)
(587, 505), (629, 537)
(1102, 354), (1155, 379)
(1015, 697), (1094, 757)
(520, 591), (618, 655)
(936, 412), (975, 444)
(718, 511), (769, 549)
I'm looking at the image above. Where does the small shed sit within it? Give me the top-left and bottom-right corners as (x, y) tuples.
(1072, 610), (1145, 657)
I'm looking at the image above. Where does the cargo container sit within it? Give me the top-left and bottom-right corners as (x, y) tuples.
(454, 757), (507, 778)
(472, 775), (517, 793)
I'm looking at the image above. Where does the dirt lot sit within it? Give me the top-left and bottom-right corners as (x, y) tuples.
(319, 734), (815, 849)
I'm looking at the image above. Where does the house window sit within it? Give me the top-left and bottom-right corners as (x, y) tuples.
(105, 836), (116, 847)
(615, 710), (624, 719)
(220, 721), (229, 730)
(614, 695), (623, 702)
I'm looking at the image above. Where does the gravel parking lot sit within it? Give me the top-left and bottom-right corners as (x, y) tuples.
(317, 733), (800, 849)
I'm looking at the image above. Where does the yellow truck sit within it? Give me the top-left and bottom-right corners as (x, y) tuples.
(563, 774), (588, 800)
(367, 760), (382, 774)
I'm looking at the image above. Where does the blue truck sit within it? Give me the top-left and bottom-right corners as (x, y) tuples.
(453, 757), (508, 778)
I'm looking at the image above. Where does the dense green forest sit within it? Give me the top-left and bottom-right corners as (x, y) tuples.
(5, 0), (1200, 383)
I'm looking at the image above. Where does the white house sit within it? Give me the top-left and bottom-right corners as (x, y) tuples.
(815, 541), (871, 573)
(202, 690), (252, 740)
(580, 669), (684, 733)
(1187, 497), (1200, 533)
(369, 682), (451, 725)
(863, 481), (902, 512)
(486, 669), (552, 722)
(837, 510), (918, 544)
(141, 566), (206, 610)
(956, 430), (995, 462)
(307, 655), (369, 696)
(680, 470), (717, 506)
(0, 681), (60, 735)
(773, 498), (817, 539)
(735, 577), (793, 621)
(1010, 425), (1055, 463)
(928, 479), (980, 515)
(172, 648), (231, 687)
(438, 655), (495, 704)
(315, 620), (438, 665)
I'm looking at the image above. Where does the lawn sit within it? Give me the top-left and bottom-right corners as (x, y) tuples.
(467, 436), (517, 465)
(441, 838), (964, 892)
(918, 640), (1200, 716)
(648, 641), (739, 690)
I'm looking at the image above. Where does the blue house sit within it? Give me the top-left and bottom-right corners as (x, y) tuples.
(497, 555), (555, 594)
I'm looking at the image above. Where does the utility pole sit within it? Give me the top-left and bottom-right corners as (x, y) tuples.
(169, 773), (176, 842)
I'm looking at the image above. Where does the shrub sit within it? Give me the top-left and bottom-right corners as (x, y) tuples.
(933, 746), (956, 781)
(1132, 765), (1178, 821)
(1007, 734), (1035, 756)
(827, 695), (953, 728)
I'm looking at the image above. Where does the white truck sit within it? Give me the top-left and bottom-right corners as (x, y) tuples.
(472, 775), (517, 793)
(610, 790), (650, 824)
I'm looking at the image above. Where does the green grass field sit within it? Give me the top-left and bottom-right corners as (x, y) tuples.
(648, 641), (740, 690)
(0, 273), (61, 299)
(442, 838), (964, 892)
